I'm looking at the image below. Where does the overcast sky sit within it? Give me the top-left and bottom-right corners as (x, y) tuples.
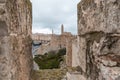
(30, 0), (80, 34)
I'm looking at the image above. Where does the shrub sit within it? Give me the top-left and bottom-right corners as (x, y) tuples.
(34, 48), (66, 69)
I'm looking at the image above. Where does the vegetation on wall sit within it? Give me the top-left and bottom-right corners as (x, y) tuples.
(34, 48), (66, 69)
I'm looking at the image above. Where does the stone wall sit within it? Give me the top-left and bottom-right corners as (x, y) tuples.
(71, 38), (80, 67)
(32, 33), (52, 41)
(50, 34), (63, 51)
(51, 32), (73, 51)
(77, 0), (120, 80)
(66, 33), (75, 67)
(36, 34), (61, 55)
(0, 0), (32, 80)
(37, 43), (51, 55)
(37, 32), (76, 56)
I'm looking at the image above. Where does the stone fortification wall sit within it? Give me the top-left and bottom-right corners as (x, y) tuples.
(32, 33), (52, 41)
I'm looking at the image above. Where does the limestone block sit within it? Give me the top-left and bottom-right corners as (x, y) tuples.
(0, 0), (32, 80)
(66, 72), (86, 80)
(77, 0), (120, 80)
(78, 0), (120, 35)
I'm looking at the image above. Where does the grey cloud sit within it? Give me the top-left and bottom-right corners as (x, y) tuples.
(31, 0), (80, 34)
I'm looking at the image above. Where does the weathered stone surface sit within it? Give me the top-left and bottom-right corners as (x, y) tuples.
(77, 0), (120, 80)
(66, 72), (86, 80)
(78, 0), (120, 35)
(66, 33), (74, 67)
(0, 0), (32, 80)
(0, 21), (8, 37)
(72, 39), (79, 67)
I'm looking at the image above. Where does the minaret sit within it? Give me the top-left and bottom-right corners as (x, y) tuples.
(52, 29), (54, 34)
(61, 24), (64, 34)
(52, 29), (54, 36)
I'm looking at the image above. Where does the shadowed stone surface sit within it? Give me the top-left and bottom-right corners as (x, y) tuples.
(0, 21), (8, 37)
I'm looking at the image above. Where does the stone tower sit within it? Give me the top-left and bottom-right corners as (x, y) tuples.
(61, 24), (64, 34)
(0, 0), (33, 80)
(52, 29), (54, 34)
(52, 29), (54, 37)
